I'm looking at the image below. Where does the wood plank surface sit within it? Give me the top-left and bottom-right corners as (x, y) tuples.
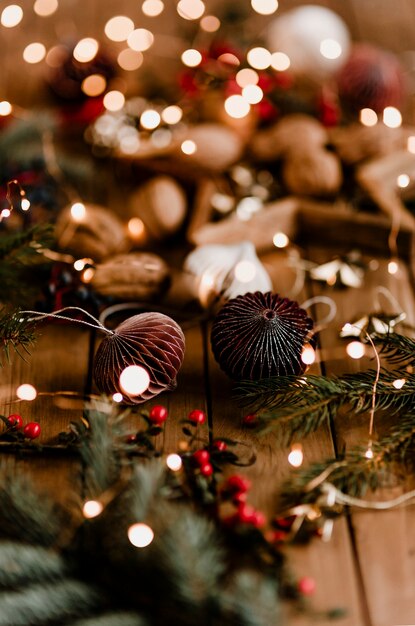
(309, 247), (415, 626)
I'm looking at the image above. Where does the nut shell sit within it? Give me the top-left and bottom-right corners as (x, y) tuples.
(250, 114), (328, 161)
(55, 203), (128, 261)
(177, 124), (243, 171)
(283, 149), (342, 196)
(94, 312), (185, 403)
(91, 252), (170, 300)
(128, 176), (187, 241)
(211, 291), (314, 380)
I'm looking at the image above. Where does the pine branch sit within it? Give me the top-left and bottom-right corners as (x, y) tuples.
(375, 332), (415, 366)
(0, 223), (53, 262)
(0, 542), (66, 589)
(236, 369), (415, 446)
(218, 571), (281, 626)
(0, 307), (38, 366)
(72, 615), (149, 626)
(280, 412), (415, 508)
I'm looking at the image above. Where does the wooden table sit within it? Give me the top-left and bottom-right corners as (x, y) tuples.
(1, 242), (414, 626)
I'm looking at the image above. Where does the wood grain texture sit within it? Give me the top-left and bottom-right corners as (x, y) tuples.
(309, 246), (415, 626)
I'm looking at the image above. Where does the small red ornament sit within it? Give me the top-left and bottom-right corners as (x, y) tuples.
(298, 576), (316, 596)
(23, 422), (41, 440)
(226, 475), (251, 494)
(7, 414), (23, 430)
(242, 413), (258, 427)
(188, 409), (206, 425)
(149, 405), (168, 425)
(213, 440), (227, 452)
(193, 449), (210, 465)
(200, 462), (213, 477)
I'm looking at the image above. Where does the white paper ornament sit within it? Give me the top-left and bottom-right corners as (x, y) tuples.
(266, 5), (350, 80)
(184, 241), (272, 307)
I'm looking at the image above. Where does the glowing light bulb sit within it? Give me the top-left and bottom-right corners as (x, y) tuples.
(140, 109), (160, 129)
(83, 500), (103, 518)
(270, 51), (290, 71)
(181, 48), (202, 67)
(127, 28), (154, 52)
(200, 15), (220, 31)
(141, 0), (164, 16)
(105, 15), (134, 42)
(177, 0), (205, 20)
(23, 42), (46, 64)
(70, 202), (86, 222)
(234, 261), (256, 282)
(73, 259), (86, 271)
(181, 140), (197, 155)
(288, 444), (303, 467)
(16, 383), (37, 401)
(119, 365), (150, 396)
(247, 47), (271, 70)
(161, 105), (182, 124)
(166, 453), (182, 471)
(251, 0), (278, 15)
(359, 108), (378, 127)
(118, 48), (143, 71)
(1, 209), (11, 219)
(73, 38), (99, 63)
(82, 267), (95, 283)
(272, 232), (289, 248)
(81, 74), (106, 97)
(407, 136), (415, 154)
(128, 522), (154, 547)
(301, 344), (316, 365)
(242, 84), (263, 104)
(128, 217), (145, 240)
(346, 341), (365, 359)
(383, 107), (402, 128)
(236, 68), (259, 88)
(113, 392), (123, 402)
(103, 90), (125, 111)
(397, 174), (410, 188)
(365, 447), (374, 460)
(224, 95), (250, 119)
(1, 4), (23, 27)
(393, 378), (406, 389)
(320, 38), (342, 60)
(0, 101), (12, 116)
(21, 198), (30, 210)
(388, 260), (399, 275)
(33, 0), (58, 17)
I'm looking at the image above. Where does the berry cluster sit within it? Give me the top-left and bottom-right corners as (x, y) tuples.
(3, 414), (41, 439)
(221, 474), (266, 528)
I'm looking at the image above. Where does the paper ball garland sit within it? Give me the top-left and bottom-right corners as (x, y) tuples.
(94, 313), (185, 403)
(211, 292), (314, 380)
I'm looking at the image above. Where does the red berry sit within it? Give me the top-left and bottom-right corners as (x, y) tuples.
(242, 413), (257, 427)
(200, 462), (213, 477)
(7, 414), (23, 429)
(193, 449), (210, 465)
(237, 503), (256, 524)
(213, 440), (227, 452)
(274, 515), (296, 530)
(126, 434), (137, 444)
(250, 510), (266, 528)
(23, 422), (41, 440)
(298, 577), (316, 596)
(226, 474), (251, 494)
(232, 491), (247, 505)
(188, 409), (206, 424)
(269, 530), (288, 544)
(149, 405), (168, 425)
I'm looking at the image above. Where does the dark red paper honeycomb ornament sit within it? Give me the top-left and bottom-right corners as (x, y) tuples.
(211, 291), (314, 380)
(94, 313), (185, 403)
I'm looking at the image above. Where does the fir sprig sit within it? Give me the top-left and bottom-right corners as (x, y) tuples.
(0, 307), (38, 366)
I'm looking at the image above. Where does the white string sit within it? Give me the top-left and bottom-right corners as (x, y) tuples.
(19, 307), (113, 335)
(321, 482), (415, 511)
(374, 285), (403, 313)
(300, 295), (337, 328)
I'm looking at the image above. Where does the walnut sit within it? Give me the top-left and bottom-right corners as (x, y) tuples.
(90, 252), (170, 300)
(329, 124), (408, 164)
(283, 149), (342, 197)
(128, 176), (187, 241)
(250, 114), (328, 161)
(176, 123), (244, 171)
(55, 203), (128, 261)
